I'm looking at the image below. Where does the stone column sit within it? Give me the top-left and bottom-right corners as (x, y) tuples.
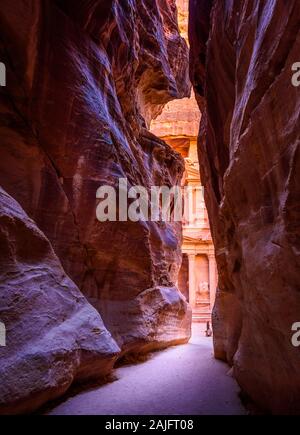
(188, 254), (196, 309)
(208, 253), (217, 310)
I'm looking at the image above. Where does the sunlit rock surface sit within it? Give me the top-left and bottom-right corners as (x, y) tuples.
(0, 188), (120, 415)
(0, 0), (191, 413)
(151, 89), (200, 138)
(190, 0), (300, 414)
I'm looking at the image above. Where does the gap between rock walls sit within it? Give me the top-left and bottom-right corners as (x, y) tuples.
(0, 0), (299, 417)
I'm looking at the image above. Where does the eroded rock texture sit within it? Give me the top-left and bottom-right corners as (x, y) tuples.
(0, 188), (119, 414)
(0, 0), (191, 413)
(190, 0), (300, 414)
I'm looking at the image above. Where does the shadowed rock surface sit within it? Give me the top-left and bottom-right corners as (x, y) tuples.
(190, 0), (300, 414)
(0, 0), (191, 413)
(0, 187), (120, 415)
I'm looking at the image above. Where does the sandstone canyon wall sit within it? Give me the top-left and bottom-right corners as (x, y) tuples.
(190, 0), (300, 414)
(0, 0), (191, 413)
(0, 187), (120, 414)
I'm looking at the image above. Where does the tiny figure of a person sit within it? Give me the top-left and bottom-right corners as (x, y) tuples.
(205, 321), (212, 337)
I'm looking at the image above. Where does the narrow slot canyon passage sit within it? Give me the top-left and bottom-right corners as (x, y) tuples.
(0, 0), (299, 417)
(48, 325), (245, 415)
(47, 2), (231, 415)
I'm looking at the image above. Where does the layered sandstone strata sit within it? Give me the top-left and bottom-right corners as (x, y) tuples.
(0, 0), (191, 413)
(190, 0), (300, 414)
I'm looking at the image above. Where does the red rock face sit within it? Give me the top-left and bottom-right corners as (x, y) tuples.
(0, 188), (119, 414)
(0, 0), (191, 412)
(190, 0), (300, 414)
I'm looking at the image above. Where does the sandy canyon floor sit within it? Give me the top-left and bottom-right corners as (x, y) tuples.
(47, 324), (246, 415)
